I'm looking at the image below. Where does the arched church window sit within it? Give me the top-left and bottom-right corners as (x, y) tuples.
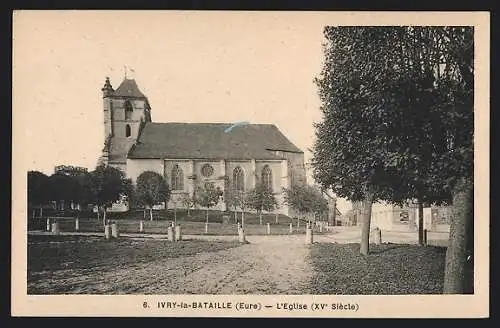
(232, 166), (245, 191)
(125, 124), (131, 137)
(124, 100), (133, 120)
(261, 165), (273, 192)
(171, 164), (184, 191)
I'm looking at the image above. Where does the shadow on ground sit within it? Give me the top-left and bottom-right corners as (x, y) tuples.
(308, 243), (447, 295)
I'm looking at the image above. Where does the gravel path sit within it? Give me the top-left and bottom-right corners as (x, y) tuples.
(139, 235), (314, 294)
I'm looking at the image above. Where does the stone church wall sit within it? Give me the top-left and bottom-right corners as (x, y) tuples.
(126, 157), (298, 216)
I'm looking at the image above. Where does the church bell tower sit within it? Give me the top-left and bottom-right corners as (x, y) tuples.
(98, 76), (152, 172)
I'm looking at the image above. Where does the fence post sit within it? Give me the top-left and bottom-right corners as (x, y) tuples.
(305, 223), (313, 244)
(51, 221), (60, 235)
(373, 227), (382, 245)
(423, 229), (428, 246)
(104, 224), (111, 240)
(46, 218), (51, 232)
(205, 222), (209, 234)
(75, 218), (79, 231)
(175, 224), (182, 242)
(267, 222), (271, 235)
(111, 222), (119, 238)
(139, 220), (144, 233)
(238, 226), (246, 243)
(167, 225), (174, 242)
(289, 223), (293, 234)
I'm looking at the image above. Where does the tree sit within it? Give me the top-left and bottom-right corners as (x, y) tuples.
(237, 190), (249, 226)
(27, 171), (49, 218)
(283, 184), (328, 224)
(311, 188), (329, 220)
(312, 26), (473, 290)
(46, 172), (80, 211)
(73, 172), (94, 214)
(433, 28), (474, 294)
(312, 26), (468, 255)
(246, 184), (277, 225)
(135, 171), (171, 221)
(89, 165), (131, 225)
(195, 182), (222, 224)
(181, 192), (195, 217)
(224, 187), (241, 223)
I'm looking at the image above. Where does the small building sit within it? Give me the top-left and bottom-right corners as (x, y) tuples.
(349, 200), (453, 232)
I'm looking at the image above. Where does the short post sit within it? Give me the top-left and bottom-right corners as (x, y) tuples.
(373, 227), (382, 245)
(167, 226), (174, 242)
(267, 222), (271, 235)
(139, 220), (144, 233)
(46, 218), (51, 232)
(423, 229), (428, 246)
(238, 226), (246, 243)
(305, 223), (313, 244)
(289, 223), (293, 234)
(111, 222), (119, 238)
(51, 222), (60, 235)
(75, 218), (79, 231)
(175, 224), (182, 241)
(205, 222), (209, 234)
(104, 224), (111, 240)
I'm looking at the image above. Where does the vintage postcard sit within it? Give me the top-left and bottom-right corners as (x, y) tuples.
(11, 10), (489, 317)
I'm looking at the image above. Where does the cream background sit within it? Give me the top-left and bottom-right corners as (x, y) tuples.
(11, 11), (489, 317)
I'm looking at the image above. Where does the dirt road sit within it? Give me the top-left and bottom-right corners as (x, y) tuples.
(31, 234), (314, 295)
(145, 235), (314, 294)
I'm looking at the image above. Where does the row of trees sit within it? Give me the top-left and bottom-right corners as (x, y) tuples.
(312, 26), (473, 293)
(28, 165), (133, 225)
(28, 166), (330, 226)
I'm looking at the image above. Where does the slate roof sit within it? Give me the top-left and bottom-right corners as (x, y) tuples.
(113, 79), (147, 98)
(127, 122), (303, 160)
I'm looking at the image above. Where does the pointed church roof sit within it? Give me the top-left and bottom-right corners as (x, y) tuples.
(114, 78), (147, 98)
(127, 122), (303, 160)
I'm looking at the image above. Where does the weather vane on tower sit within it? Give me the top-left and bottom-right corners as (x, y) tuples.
(123, 65), (135, 79)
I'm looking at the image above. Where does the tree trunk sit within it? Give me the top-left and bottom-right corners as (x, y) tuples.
(332, 198), (337, 225)
(103, 207), (107, 226)
(275, 213), (279, 224)
(359, 188), (375, 256)
(206, 210), (209, 224)
(40, 207), (43, 218)
(418, 201), (424, 246)
(97, 207), (100, 222)
(234, 210), (237, 223)
(241, 210), (245, 227)
(187, 207), (190, 217)
(150, 208), (153, 221)
(443, 177), (474, 294)
(174, 207), (177, 224)
(259, 211), (263, 225)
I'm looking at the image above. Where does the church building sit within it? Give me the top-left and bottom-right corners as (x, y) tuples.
(97, 77), (307, 216)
